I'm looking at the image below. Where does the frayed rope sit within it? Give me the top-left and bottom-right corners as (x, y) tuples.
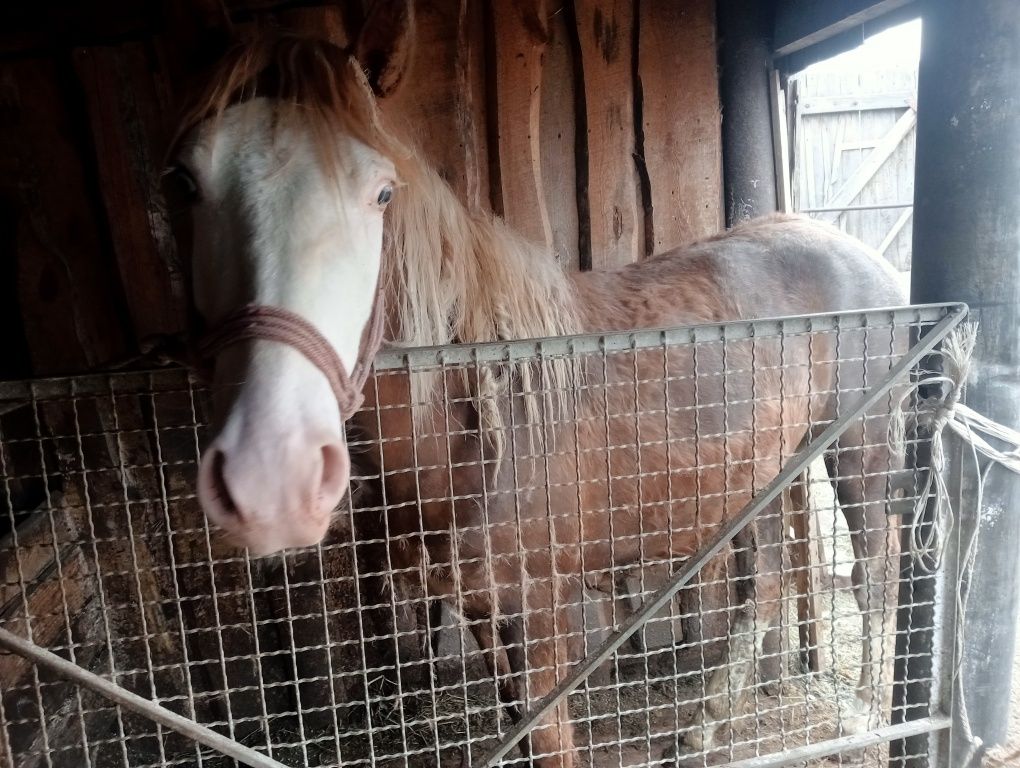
(888, 322), (980, 572)
(887, 320), (1020, 764)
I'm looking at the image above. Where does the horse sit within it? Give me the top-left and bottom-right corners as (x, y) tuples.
(169, 13), (906, 767)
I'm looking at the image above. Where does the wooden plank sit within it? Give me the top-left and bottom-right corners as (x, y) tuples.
(638, 0), (722, 254)
(773, 0), (917, 58)
(574, 0), (642, 269)
(73, 43), (188, 345)
(800, 92), (915, 115)
(819, 107), (916, 223)
(539, 6), (580, 268)
(456, 0), (490, 214)
(379, 0), (489, 213)
(0, 511), (91, 648)
(0, 545), (105, 765)
(275, 4), (351, 46)
(490, 0), (552, 249)
(878, 206), (913, 256)
(771, 69), (793, 213)
(0, 59), (129, 375)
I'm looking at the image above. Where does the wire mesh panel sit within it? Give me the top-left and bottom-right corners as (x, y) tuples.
(0, 305), (965, 768)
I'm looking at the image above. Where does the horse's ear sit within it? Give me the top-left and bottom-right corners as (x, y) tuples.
(353, 0), (416, 98)
(162, 0), (234, 82)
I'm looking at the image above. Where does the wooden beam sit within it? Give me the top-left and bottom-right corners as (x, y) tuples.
(905, 3), (1020, 759)
(819, 107), (916, 223)
(878, 207), (913, 256)
(718, 0), (778, 226)
(539, 8), (581, 268)
(574, 0), (642, 269)
(799, 92), (916, 116)
(770, 69), (793, 213)
(74, 43), (189, 345)
(774, 0), (917, 58)
(490, 0), (552, 250)
(638, 0), (723, 254)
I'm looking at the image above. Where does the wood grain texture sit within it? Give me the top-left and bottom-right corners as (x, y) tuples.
(490, 0), (552, 248)
(455, 0), (490, 213)
(74, 43), (188, 344)
(379, 0), (489, 213)
(540, 6), (580, 268)
(638, 0), (723, 254)
(0, 59), (129, 374)
(275, 4), (351, 47)
(574, 0), (642, 269)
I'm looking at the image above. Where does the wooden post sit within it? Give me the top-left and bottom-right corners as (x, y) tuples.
(0, 58), (129, 374)
(718, 0), (778, 226)
(539, 7), (581, 268)
(490, 0), (553, 251)
(637, 0), (723, 253)
(894, 1), (1020, 765)
(573, 0), (643, 268)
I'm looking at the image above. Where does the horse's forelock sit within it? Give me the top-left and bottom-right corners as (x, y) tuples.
(170, 33), (413, 182)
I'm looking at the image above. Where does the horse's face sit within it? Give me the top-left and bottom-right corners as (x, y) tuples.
(174, 96), (396, 554)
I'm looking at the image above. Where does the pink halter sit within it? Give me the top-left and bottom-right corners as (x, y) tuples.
(198, 287), (386, 420)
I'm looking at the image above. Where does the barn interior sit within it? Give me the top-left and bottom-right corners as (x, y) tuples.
(0, 2), (1017, 767)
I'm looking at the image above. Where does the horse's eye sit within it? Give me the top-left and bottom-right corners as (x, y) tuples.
(164, 164), (201, 206)
(377, 185), (393, 206)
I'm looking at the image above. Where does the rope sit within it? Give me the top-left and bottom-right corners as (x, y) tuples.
(887, 320), (1020, 764)
(887, 323), (980, 571)
(198, 286), (387, 421)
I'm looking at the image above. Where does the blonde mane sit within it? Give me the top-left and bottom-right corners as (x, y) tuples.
(178, 33), (582, 436)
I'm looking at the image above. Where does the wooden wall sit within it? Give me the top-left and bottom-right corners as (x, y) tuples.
(0, 0), (723, 380)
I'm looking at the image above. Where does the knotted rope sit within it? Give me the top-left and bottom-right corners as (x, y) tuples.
(888, 321), (1020, 764)
(888, 323), (979, 571)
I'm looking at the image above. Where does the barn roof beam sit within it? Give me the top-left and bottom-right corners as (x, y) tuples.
(772, 0), (921, 74)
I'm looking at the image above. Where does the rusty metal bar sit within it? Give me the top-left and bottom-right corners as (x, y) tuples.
(724, 716), (951, 768)
(0, 627), (289, 768)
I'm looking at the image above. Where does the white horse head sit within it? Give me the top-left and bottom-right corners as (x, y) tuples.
(169, 5), (575, 556)
(169, 21), (412, 555)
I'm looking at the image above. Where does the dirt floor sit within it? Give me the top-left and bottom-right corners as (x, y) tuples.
(331, 460), (896, 768)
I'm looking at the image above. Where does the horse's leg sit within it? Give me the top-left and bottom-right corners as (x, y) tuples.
(429, 599), (445, 658)
(466, 612), (515, 715)
(497, 574), (580, 768)
(681, 499), (785, 755)
(829, 432), (901, 735)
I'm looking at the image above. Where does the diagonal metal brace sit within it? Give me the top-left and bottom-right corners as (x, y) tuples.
(0, 626), (289, 768)
(477, 303), (968, 767)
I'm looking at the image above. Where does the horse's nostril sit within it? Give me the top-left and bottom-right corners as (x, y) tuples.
(318, 443), (350, 507)
(209, 450), (241, 519)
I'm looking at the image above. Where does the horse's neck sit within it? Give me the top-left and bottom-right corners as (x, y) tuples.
(385, 164), (581, 349)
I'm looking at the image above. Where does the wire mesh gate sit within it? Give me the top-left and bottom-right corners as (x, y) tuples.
(0, 304), (966, 768)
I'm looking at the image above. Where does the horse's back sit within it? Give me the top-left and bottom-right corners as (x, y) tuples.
(658, 214), (906, 321)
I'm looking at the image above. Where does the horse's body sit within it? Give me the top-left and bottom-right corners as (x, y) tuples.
(171, 26), (905, 768)
(359, 214), (905, 764)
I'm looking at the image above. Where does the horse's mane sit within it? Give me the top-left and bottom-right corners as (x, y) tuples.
(177, 33), (582, 437)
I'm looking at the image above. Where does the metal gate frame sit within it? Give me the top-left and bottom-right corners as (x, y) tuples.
(407, 302), (965, 768)
(0, 302), (969, 768)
